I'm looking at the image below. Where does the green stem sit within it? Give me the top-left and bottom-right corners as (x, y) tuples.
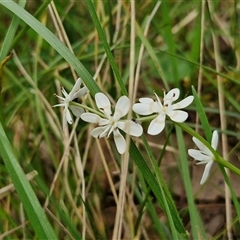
(135, 114), (158, 122)
(70, 101), (105, 118)
(70, 101), (158, 122)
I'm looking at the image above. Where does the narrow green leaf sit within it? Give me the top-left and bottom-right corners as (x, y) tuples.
(155, 49), (240, 87)
(0, 123), (57, 239)
(0, 0), (100, 96)
(129, 139), (188, 238)
(203, 70), (240, 113)
(176, 126), (206, 239)
(10, 1), (52, 50)
(0, 0), (26, 62)
(191, 85), (212, 142)
(218, 165), (240, 225)
(160, 1), (178, 87)
(135, 21), (170, 90)
(140, 134), (187, 238)
(84, 0), (128, 96)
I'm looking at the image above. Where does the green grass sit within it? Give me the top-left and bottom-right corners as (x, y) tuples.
(0, 1), (240, 239)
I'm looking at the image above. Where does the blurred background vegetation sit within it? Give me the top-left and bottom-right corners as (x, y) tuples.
(0, 1), (240, 239)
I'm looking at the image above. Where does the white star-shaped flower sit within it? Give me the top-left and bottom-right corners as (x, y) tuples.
(132, 88), (194, 135)
(81, 93), (143, 154)
(53, 78), (87, 129)
(188, 130), (219, 185)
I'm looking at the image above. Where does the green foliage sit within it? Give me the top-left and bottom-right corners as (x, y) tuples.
(0, 0), (240, 239)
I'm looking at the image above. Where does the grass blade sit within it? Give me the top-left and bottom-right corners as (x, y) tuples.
(130, 139), (188, 238)
(0, 122), (57, 239)
(176, 126), (206, 239)
(84, 0), (128, 96)
(191, 85), (212, 141)
(0, 0), (100, 96)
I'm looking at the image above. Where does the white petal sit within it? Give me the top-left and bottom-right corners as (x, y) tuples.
(167, 110), (188, 122)
(53, 103), (66, 108)
(91, 126), (108, 138)
(61, 87), (69, 98)
(99, 118), (110, 126)
(95, 93), (112, 116)
(200, 160), (214, 185)
(211, 130), (219, 150)
(117, 120), (143, 137)
(171, 95), (194, 110)
(192, 137), (212, 156)
(188, 149), (212, 162)
(72, 86), (88, 100)
(62, 108), (72, 129)
(114, 96), (130, 120)
(164, 88), (180, 105)
(54, 94), (65, 102)
(81, 113), (101, 123)
(69, 106), (84, 117)
(139, 97), (154, 103)
(69, 78), (82, 98)
(100, 125), (112, 138)
(132, 102), (156, 115)
(113, 129), (126, 154)
(147, 114), (166, 135)
(65, 108), (73, 125)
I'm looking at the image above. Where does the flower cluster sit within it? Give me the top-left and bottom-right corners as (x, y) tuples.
(53, 78), (220, 184)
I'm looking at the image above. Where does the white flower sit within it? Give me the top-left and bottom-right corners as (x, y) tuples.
(81, 93), (143, 154)
(188, 130), (219, 185)
(53, 78), (87, 129)
(132, 88), (194, 135)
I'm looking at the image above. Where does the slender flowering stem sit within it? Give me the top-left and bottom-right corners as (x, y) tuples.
(70, 101), (106, 118)
(135, 114), (158, 122)
(176, 122), (240, 177)
(71, 102), (159, 123)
